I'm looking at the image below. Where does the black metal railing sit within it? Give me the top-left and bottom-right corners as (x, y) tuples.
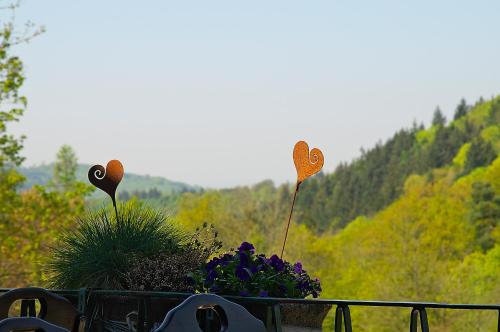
(1, 288), (499, 331)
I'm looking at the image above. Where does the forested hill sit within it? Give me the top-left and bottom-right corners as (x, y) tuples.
(294, 96), (500, 231)
(19, 163), (200, 196)
(175, 96), (500, 236)
(174, 96), (500, 329)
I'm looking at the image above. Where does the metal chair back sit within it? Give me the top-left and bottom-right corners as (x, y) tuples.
(0, 288), (80, 332)
(0, 317), (70, 332)
(153, 294), (266, 332)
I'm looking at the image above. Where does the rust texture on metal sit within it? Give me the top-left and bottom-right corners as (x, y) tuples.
(88, 160), (124, 211)
(293, 141), (324, 184)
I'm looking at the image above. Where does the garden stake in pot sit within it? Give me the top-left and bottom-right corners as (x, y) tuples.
(88, 159), (124, 220)
(281, 141), (324, 258)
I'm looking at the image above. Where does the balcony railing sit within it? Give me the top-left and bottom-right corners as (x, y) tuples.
(1, 288), (499, 332)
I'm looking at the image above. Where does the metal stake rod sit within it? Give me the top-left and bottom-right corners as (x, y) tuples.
(280, 182), (300, 259)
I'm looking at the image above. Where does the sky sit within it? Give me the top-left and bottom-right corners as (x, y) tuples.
(6, 0), (500, 188)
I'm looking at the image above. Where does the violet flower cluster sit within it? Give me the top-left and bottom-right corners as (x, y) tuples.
(189, 242), (321, 298)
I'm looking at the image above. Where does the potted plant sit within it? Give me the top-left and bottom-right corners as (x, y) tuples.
(190, 242), (330, 332)
(48, 202), (221, 331)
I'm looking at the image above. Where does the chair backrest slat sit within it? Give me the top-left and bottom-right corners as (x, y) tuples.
(154, 294), (266, 332)
(0, 317), (70, 332)
(0, 288), (80, 332)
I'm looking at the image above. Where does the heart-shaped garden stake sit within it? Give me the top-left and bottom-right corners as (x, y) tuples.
(281, 141), (324, 258)
(88, 159), (124, 218)
(293, 141), (324, 184)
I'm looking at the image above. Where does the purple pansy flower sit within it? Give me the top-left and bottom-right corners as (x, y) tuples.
(196, 241), (321, 298)
(258, 290), (269, 297)
(239, 252), (249, 267)
(269, 255), (285, 271)
(206, 257), (220, 271)
(235, 265), (251, 281)
(205, 269), (217, 283)
(294, 262), (303, 274)
(238, 242), (255, 253)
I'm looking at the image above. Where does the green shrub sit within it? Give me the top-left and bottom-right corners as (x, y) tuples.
(48, 202), (185, 289)
(123, 223), (222, 292)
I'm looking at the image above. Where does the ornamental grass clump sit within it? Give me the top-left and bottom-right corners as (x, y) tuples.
(191, 242), (321, 298)
(49, 202), (187, 289)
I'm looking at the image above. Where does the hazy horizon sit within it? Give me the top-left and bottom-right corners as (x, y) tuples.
(7, 0), (500, 188)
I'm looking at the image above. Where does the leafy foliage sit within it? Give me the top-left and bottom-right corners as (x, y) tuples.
(0, 22), (26, 168)
(469, 182), (500, 250)
(463, 137), (496, 174)
(1, 182), (91, 286)
(124, 223), (222, 292)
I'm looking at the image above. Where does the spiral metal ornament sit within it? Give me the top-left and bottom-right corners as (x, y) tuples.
(88, 160), (124, 218)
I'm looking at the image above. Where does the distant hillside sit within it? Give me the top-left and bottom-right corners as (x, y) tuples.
(291, 96), (500, 231)
(175, 96), (500, 234)
(19, 163), (200, 197)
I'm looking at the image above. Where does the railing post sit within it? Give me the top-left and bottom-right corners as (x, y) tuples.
(137, 297), (145, 332)
(334, 305), (352, 332)
(78, 287), (87, 313)
(145, 296), (152, 332)
(272, 303), (283, 332)
(410, 307), (429, 332)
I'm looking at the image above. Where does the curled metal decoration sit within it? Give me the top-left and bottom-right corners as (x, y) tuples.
(293, 141), (324, 184)
(88, 160), (124, 214)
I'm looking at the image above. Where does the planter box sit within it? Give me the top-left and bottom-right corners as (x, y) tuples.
(85, 295), (185, 332)
(280, 303), (331, 332)
(239, 301), (331, 332)
(83, 294), (331, 332)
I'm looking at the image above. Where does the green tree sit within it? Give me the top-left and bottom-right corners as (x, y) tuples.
(52, 145), (78, 191)
(0, 3), (44, 219)
(469, 182), (500, 251)
(453, 98), (469, 120)
(0, 24), (26, 168)
(0, 7), (30, 248)
(487, 97), (500, 126)
(432, 106), (446, 126)
(463, 137), (496, 174)
(0, 5), (44, 169)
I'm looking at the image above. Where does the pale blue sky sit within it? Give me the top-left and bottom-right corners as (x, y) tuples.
(8, 0), (500, 187)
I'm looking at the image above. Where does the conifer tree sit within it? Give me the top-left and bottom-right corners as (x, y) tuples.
(432, 106), (446, 126)
(464, 137), (496, 174)
(52, 145), (78, 191)
(469, 182), (500, 250)
(453, 98), (469, 120)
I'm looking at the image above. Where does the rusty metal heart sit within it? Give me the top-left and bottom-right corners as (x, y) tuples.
(88, 160), (124, 206)
(293, 141), (324, 183)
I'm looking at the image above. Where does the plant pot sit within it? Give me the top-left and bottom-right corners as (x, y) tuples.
(280, 303), (332, 332)
(82, 294), (331, 332)
(240, 302), (331, 332)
